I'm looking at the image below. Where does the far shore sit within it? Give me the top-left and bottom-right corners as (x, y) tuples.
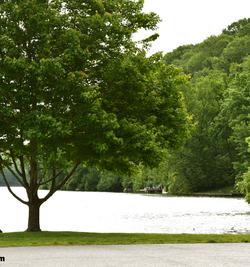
(0, 185), (243, 198)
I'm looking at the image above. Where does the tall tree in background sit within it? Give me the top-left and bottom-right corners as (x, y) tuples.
(0, 0), (189, 231)
(163, 18), (250, 193)
(218, 57), (250, 178)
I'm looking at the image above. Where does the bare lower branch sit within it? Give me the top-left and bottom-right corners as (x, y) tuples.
(19, 155), (29, 186)
(19, 156), (27, 179)
(0, 169), (28, 205)
(55, 162), (80, 190)
(7, 152), (29, 188)
(9, 152), (23, 177)
(37, 167), (47, 185)
(40, 162), (80, 204)
(39, 170), (63, 186)
(6, 166), (26, 188)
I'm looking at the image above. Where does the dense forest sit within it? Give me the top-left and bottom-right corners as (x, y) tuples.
(163, 18), (250, 194)
(57, 17), (250, 195)
(79, 18), (250, 194)
(1, 18), (250, 198)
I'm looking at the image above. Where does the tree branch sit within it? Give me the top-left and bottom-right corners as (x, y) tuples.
(19, 155), (28, 185)
(40, 162), (80, 204)
(55, 162), (80, 191)
(0, 169), (28, 205)
(6, 166), (26, 188)
(7, 152), (29, 188)
(9, 152), (23, 177)
(39, 170), (63, 186)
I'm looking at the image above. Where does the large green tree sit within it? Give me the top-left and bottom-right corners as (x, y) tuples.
(0, 0), (189, 231)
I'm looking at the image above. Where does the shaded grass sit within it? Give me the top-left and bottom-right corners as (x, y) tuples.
(1, 232), (250, 247)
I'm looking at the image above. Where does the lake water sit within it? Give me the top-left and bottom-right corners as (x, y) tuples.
(1, 187), (250, 234)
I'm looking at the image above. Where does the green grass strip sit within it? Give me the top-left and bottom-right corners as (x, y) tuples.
(1, 232), (250, 247)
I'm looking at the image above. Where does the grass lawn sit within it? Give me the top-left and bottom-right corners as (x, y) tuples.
(1, 232), (250, 247)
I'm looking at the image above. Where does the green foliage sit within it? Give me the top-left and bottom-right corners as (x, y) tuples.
(222, 36), (250, 64)
(238, 138), (250, 202)
(219, 60), (250, 178)
(97, 172), (123, 192)
(64, 167), (101, 191)
(60, 166), (124, 192)
(167, 172), (190, 195)
(64, 17), (250, 196)
(0, 0), (189, 175)
(163, 17), (250, 194)
(223, 18), (250, 36)
(0, 0), (191, 231)
(64, 17), (250, 198)
(238, 167), (250, 203)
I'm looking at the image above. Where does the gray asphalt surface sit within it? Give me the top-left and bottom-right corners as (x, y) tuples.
(0, 243), (250, 267)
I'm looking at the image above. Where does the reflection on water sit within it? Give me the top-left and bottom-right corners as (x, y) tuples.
(1, 187), (250, 233)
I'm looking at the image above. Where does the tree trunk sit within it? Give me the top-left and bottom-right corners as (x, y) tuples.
(27, 202), (41, 232)
(27, 139), (41, 232)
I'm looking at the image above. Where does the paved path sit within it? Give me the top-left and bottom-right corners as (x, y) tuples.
(0, 244), (250, 267)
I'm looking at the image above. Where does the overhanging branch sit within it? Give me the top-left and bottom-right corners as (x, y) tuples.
(6, 166), (26, 188)
(40, 162), (80, 204)
(5, 152), (29, 188)
(19, 156), (29, 187)
(9, 152), (23, 177)
(39, 170), (63, 186)
(55, 162), (80, 191)
(0, 169), (28, 205)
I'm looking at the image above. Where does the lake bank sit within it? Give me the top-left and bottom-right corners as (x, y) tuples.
(167, 192), (243, 198)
